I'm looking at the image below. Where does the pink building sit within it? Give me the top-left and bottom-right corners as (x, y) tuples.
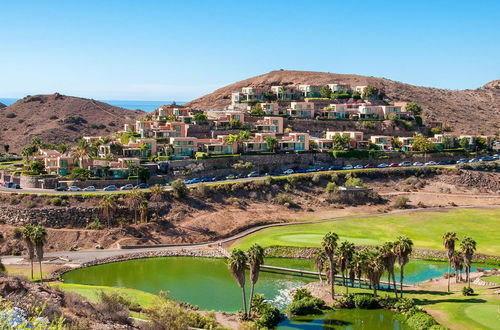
(254, 117), (284, 134)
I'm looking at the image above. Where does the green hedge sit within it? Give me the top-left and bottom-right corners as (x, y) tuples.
(330, 150), (379, 159)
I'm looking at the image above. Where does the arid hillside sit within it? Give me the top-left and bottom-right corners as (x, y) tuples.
(186, 70), (500, 135)
(0, 93), (145, 152)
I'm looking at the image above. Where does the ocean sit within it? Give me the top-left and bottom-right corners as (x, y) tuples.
(0, 98), (185, 112)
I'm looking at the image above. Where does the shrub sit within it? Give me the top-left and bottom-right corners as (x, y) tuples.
(12, 227), (22, 239)
(86, 219), (103, 230)
(49, 115), (58, 120)
(311, 173), (321, 184)
(353, 294), (378, 309)
(344, 177), (364, 187)
(394, 196), (409, 209)
(195, 152), (208, 159)
(251, 294), (283, 328)
(462, 287), (474, 296)
(394, 297), (416, 314)
(406, 311), (438, 329)
(50, 197), (63, 206)
(325, 182), (338, 194)
(287, 297), (325, 316)
(172, 179), (188, 199)
(196, 183), (209, 196)
(287, 175), (299, 187)
(96, 291), (131, 325)
(334, 294), (355, 309)
(70, 168), (92, 180)
(275, 193), (292, 206)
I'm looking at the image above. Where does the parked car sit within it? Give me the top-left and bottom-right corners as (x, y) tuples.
(294, 169), (306, 173)
(247, 171), (261, 177)
(468, 158), (479, 163)
(306, 167), (319, 172)
(399, 161), (412, 167)
(413, 162), (424, 166)
(425, 161), (438, 166)
(135, 183), (150, 189)
(120, 184), (134, 190)
(456, 158), (468, 164)
(328, 165), (342, 171)
(67, 186), (81, 191)
(54, 186), (68, 191)
(480, 156), (495, 161)
(103, 185), (118, 191)
(342, 165), (353, 170)
(283, 169), (294, 175)
(437, 160), (448, 165)
(83, 186), (96, 191)
(13, 184), (21, 189)
(190, 178), (202, 184)
(225, 174), (236, 180)
(377, 163), (389, 168)
(354, 165), (364, 169)
(364, 164), (375, 168)
(236, 173), (246, 179)
(389, 163), (399, 167)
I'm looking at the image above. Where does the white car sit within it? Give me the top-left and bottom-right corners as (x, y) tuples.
(83, 186), (96, 191)
(425, 161), (437, 166)
(377, 163), (389, 168)
(120, 184), (134, 190)
(68, 186), (81, 191)
(354, 165), (364, 169)
(413, 162), (424, 166)
(342, 165), (354, 170)
(283, 169), (294, 175)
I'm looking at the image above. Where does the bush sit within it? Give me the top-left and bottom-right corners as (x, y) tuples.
(394, 297), (415, 314)
(325, 182), (338, 194)
(50, 197), (63, 206)
(275, 193), (292, 206)
(406, 311), (438, 329)
(344, 177), (364, 187)
(462, 286), (474, 296)
(70, 168), (92, 180)
(172, 179), (188, 199)
(334, 294), (355, 309)
(353, 294), (378, 309)
(86, 219), (103, 230)
(196, 183), (210, 196)
(287, 297), (325, 316)
(12, 227), (22, 239)
(394, 196), (409, 209)
(195, 152), (208, 160)
(251, 294), (283, 328)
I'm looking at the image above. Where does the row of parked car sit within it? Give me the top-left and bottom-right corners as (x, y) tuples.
(0, 181), (21, 189)
(54, 183), (150, 192)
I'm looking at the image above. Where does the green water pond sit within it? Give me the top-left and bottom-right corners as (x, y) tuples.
(62, 257), (492, 312)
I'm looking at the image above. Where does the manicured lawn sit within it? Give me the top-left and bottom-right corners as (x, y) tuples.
(482, 275), (500, 285)
(232, 208), (500, 255)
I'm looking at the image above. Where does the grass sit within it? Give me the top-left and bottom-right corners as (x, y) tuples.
(5, 264), (58, 282)
(231, 208), (500, 255)
(481, 275), (500, 285)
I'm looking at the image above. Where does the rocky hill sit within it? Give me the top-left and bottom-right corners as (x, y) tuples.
(0, 93), (145, 152)
(0, 102), (6, 109)
(186, 70), (500, 135)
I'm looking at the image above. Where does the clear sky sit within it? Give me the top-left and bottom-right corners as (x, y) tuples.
(0, 0), (499, 101)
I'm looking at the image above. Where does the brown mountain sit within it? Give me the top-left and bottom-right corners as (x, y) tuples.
(0, 93), (145, 152)
(186, 70), (500, 135)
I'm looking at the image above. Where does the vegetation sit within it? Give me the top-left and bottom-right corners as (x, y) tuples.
(22, 225), (36, 279)
(442, 232), (458, 292)
(321, 232), (339, 299)
(286, 289), (326, 316)
(171, 179), (188, 199)
(394, 235), (413, 297)
(405, 102), (422, 116)
(228, 249), (249, 318)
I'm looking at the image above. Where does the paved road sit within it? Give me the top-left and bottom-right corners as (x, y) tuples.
(3, 204), (497, 265)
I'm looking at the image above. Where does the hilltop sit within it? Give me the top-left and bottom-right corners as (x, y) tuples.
(0, 93), (145, 152)
(186, 70), (500, 135)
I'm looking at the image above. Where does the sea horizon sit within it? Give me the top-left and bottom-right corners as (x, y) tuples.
(0, 98), (186, 112)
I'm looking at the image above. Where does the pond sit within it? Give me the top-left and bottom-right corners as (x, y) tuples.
(62, 257), (492, 312)
(278, 309), (409, 329)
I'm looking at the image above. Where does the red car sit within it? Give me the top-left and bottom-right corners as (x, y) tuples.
(364, 164), (375, 168)
(389, 163), (399, 167)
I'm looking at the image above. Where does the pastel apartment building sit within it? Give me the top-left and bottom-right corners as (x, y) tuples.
(399, 137), (415, 152)
(168, 137), (198, 157)
(260, 102), (283, 115)
(279, 132), (309, 151)
(288, 102), (315, 118)
(198, 135), (238, 155)
(255, 117), (284, 134)
(242, 133), (274, 153)
(271, 86), (298, 100)
(298, 85), (322, 98)
(370, 135), (392, 150)
(35, 149), (76, 176)
(135, 121), (189, 139)
(214, 112), (245, 128)
(327, 83), (350, 93)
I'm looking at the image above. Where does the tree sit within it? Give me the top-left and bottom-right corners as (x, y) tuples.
(351, 251), (365, 288)
(126, 188), (145, 223)
(149, 184), (165, 211)
(229, 119), (242, 129)
(238, 130), (250, 141)
(31, 137), (42, 150)
(361, 85), (379, 99)
(21, 145), (37, 162)
(70, 168), (92, 180)
(57, 143), (70, 154)
(172, 179), (188, 199)
(442, 232), (458, 292)
(365, 248), (385, 297)
(312, 249), (326, 283)
(412, 135), (435, 161)
(31, 225), (47, 283)
(29, 160), (45, 174)
(319, 85), (332, 98)
(99, 195), (117, 227)
(459, 137), (469, 151)
(442, 136), (452, 149)
(264, 136), (278, 152)
(321, 232), (339, 299)
(250, 104), (265, 116)
(337, 241), (355, 294)
(460, 236), (476, 288)
(228, 249), (248, 318)
(475, 136), (487, 151)
(394, 235), (413, 297)
(193, 113), (208, 125)
(22, 225), (35, 279)
(247, 244), (265, 316)
(451, 251), (464, 283)
(138, 166), (151, 182)
(332, 134), (351, 150)
(139, 200), (149, 222)
(380, 242), (398, 296)
(405, 102), (422, 116)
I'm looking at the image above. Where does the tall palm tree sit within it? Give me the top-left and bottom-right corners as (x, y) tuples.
(394, 236), (413, 297)
(451, 251), (464, 283)
(351, 250), (366, 288)
(126, 188), (144, 223)
(380, 242), (398, 296)
(312, 249), (326, 283)
(247, 244), (264, 314)
(31, 226), (47, 283)
(139, 200), (149, 222)
(460, 236), (477, 288)
(321, 232), (339, 299)
(99, 195), (117, 227)
(149, 184), (165, 213)
(365, 248), (385, 297)
(337, 241), (355, 294)
(442, 232), (458, 292)
(228, 249), (248, 318)
(22, 225), (35, 279)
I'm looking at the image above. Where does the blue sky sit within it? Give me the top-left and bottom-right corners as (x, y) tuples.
(0, 0), (499, 101)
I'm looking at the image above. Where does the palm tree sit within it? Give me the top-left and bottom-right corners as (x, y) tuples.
(312, 249), (326, 283)
(139, 200), (149, 222)
(460, 236), (477, 288)
(351, 250), (366, 288)
(264, 136), (278, 153)
(365, 248), (385, 297)
(247, 244), (264, 315)
(22, 225), (35, 279)
(442, 232), (458, 292)
(394, 236), (413, 297)
(321, 232), (339, 299)
(149, 184), (165, 213)
(451, 251), (464, 283)
(31, 226), (47, 283)
(126, 188), (144, 223)
(337, 241), (355, 294)
(99, 195), (117, 227)
(380, 242), (398, 296)
(228, 249), (248, 318)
